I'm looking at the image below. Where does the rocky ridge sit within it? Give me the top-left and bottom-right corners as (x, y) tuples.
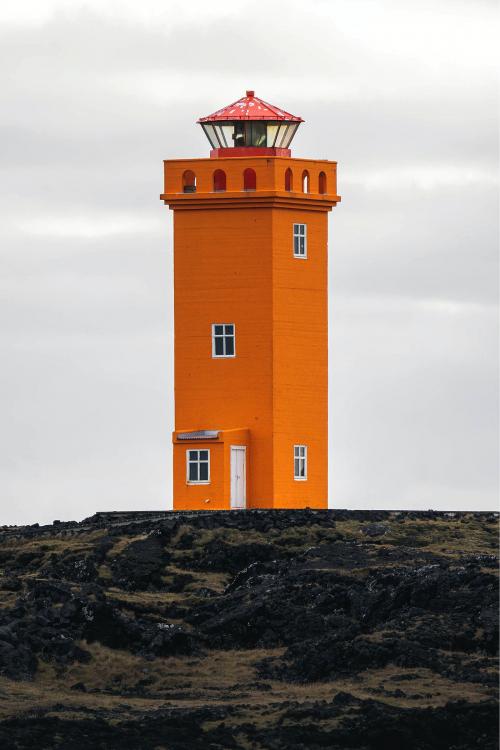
(0, 509), (497, 749)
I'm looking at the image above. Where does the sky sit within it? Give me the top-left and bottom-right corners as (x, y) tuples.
(0, 0), (498, 525)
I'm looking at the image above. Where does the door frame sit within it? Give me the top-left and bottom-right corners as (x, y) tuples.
(230, 445), (247, 509)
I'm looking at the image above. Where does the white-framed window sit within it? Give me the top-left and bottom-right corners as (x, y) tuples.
(294, 445), (308, 480)
(212, 323), (235, 358)
(293, 223), (307, 258)
(186, 449), (210, 484)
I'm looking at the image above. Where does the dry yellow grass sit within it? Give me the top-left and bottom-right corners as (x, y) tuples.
(106, 534), (148, 559)
(0, 642), (492, 727)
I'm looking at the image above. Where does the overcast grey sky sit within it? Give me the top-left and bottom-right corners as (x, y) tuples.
(1, 0), (498, 525)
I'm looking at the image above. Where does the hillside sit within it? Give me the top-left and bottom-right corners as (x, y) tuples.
(0, 509), (498, 749)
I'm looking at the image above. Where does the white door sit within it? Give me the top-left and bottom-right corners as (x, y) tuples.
(230, 446), (246, 509)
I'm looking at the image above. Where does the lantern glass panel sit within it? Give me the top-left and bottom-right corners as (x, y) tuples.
(247, 122), (267, 146)
(220, 124), (234, 147)
(276, 123), (290, 148)
(267, 123), (279, 147)
(201, 123), (219, 149)
(233, 122), (245, 147)
(212, 123), (228, 147)
(282, 122), (299, 148)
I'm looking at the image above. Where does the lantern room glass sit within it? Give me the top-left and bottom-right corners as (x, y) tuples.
(201, 121), (300, 150)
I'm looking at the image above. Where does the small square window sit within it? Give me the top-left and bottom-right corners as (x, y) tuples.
(187, 449), (210, 484)
(293, 224), (307, 258)
(212, 323), (236, 358)
(294, 444), (308, 480)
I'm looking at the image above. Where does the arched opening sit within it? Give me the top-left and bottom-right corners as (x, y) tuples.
(318, 171), (327, 194)
(213, 169), (226, 192)
(302, 170), (310, 193)
(243, 168), (257, 191)
(182, 170), (196, 193)
(285, 168), (293, 192)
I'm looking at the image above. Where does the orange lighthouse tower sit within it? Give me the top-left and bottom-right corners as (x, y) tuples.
(161, 91), (340, 510)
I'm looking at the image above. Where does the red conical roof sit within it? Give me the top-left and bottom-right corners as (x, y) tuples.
(198, 90), (303, 123)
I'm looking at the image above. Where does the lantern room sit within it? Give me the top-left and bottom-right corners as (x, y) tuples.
(198, 90), (303, 158)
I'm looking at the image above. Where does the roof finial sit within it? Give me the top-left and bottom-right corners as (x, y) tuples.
(246, 90), (255, 97)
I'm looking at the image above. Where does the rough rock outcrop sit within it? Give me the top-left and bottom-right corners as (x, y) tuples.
(0, 509), (497, 749)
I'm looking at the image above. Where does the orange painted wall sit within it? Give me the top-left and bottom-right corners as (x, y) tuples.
(272, 208), (328, 508)
(173, 207), (274, 504)
(161, 156), (340, 509)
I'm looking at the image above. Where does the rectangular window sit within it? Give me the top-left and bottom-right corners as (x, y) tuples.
(293, 224), (307, 258)
(294, 445), (308, 480)
(212, 323), (236, 358)
(187, 449), (210, 484)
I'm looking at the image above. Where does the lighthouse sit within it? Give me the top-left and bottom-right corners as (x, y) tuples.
(161, 91), (340, 510)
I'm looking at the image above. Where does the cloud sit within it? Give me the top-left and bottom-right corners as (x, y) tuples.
(332, 182), (498, 306)
(331, 297), (498, 510)
(16, 213), (163, 239)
